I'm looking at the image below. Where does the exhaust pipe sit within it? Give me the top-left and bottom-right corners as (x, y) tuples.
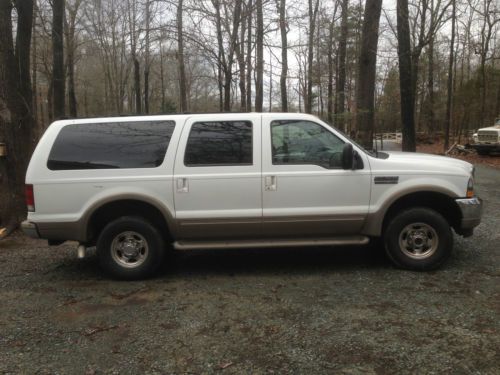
(77, 244), (86, 259)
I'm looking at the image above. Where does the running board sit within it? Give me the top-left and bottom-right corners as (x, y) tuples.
(173, 236), (370, 250)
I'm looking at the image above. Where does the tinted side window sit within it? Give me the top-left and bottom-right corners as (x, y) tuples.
(271, 120), (344, 169)
(184, 121), (253, 166)
(48, 121), (175, 170)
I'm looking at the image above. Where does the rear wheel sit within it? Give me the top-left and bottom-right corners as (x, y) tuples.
(97, 216), (165, 280)
(384, 208), (452, 271)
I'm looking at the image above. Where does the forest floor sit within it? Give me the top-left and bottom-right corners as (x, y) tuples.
(0, 165), (498, 374)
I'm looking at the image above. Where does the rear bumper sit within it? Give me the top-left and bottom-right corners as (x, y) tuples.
(21, 219), (86, 242)
(21, 221), (41, 239)
(456, 197), (483, 230)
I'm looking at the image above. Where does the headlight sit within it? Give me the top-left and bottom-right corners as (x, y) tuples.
(467, 177), (474, 198)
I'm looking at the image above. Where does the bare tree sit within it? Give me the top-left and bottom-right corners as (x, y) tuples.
(52, 0), (65, 119)
(327, 1), (340, 123)
(277, 0), (288, 112)
(255, 0), (264, 111)
(144, 0), (151, 114)
(246, 0), (253, 111)
(177, 0), (188, 112)
(65, 0), (82, 118)
(335, 0), (348, 126)
(0, 0), (34, 234)
(305, 0), (319, 114)
(470, 0), (500, 126)
(127, 0), (141, 114)
(235, 4), (247, 111)
(356, 0), (383, 149)
(397, 0), (416, 151)
(444, 0), (456, 150)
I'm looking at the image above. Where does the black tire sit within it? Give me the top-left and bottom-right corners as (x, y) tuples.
(384, 208), (453, 271)
(476, 149), (489, 156)
(97, 216), (165, 280)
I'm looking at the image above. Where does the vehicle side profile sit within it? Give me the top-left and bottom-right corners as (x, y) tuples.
(22, 113), (482, 279)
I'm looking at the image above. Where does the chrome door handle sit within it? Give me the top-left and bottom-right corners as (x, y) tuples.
(176, 178), (189, 193)
(265, 176), (277, 191)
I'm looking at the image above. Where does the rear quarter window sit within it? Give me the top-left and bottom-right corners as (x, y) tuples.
(47, 121), (175, 170)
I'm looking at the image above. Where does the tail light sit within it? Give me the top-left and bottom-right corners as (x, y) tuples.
(25, 184), (35, 212)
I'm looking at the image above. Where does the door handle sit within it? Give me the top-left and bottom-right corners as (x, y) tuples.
(176, 178), (189, 193)
(265, 176), (277, 191)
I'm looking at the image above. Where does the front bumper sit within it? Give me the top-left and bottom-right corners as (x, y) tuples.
(456, 197), (483, 231)
(21, 220), (41, 239)
(471, 143), (500, 151)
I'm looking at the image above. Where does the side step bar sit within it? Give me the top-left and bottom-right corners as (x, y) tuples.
(173, 236), (369, 250)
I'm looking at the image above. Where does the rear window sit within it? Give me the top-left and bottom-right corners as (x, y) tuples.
(47, 121), (175, 170)
(184, 121), (253, 166)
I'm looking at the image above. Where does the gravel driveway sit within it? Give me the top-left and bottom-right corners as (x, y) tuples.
(0, 166), (498, 374)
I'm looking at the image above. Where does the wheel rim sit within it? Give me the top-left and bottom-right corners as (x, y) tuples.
(111, 231), (149, 268)
(398, 222), (439, 259)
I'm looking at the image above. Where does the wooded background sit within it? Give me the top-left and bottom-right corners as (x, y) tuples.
(0, 0), (499, 230)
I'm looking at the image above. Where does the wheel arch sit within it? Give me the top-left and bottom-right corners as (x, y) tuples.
(84, 197), (175, 244)
(363, 189), (462, 237)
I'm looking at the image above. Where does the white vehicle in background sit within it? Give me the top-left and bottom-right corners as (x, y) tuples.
(22, 113), (482, 280)
(472, 118), (500, 155)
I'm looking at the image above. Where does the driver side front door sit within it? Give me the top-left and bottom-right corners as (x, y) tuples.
(262, 118), (371, 237)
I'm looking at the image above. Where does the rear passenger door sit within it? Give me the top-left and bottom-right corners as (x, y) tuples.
(173, 115), (262, 239)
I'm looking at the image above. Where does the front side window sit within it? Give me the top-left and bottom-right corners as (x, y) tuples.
(271, 120), (345, 169)
(184, 121), (253, 166)
(48, 121), (175, 170)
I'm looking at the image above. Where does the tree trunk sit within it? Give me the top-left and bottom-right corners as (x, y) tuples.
(0, 0), (34, 232)
(246, 0), (252, 111)
(52, 0), (65, 119)
(134, 57), (141, 114)
(177, 0), (188, 112)
(269, 53), (273, 110)
(427, 32), (434, 133)
(32, 0), (38, 129)
(355, 0), (382, 150)
(236, 9), (247, 111)
(128, 0), (141, 114)
(444, 0), (455, 151)
(144, 0), (150, 114)
(65, 1), (80, 118)
(335, 0), (348, 128)
(305, 0), (319, 114)
(396, 0), (416, 151)
(327, 3), (339, 123)
(278, 0), (288, 112)
(255, 0), (264, 112)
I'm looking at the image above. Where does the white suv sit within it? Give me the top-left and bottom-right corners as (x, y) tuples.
(22, 113), (482, 279)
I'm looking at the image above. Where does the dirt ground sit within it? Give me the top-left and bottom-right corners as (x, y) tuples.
(0, 166), (499, 374)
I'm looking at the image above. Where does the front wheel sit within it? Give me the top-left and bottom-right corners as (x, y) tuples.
(384, 208), (453, 271)
(97, 216), (165, 280)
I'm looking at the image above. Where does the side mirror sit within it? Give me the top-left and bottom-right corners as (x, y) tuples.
(342, 143), (354, 170)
